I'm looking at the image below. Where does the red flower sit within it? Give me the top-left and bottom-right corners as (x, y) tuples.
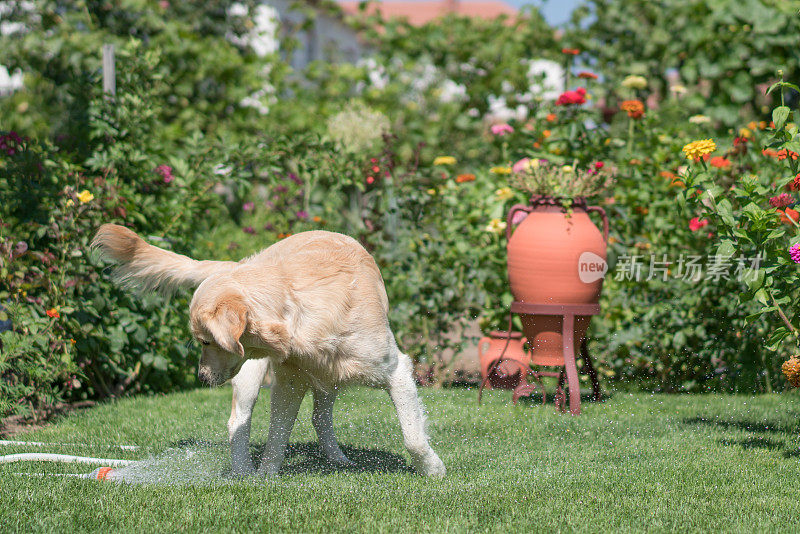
(789, 173), (800, 191)
(620, 100), (645, 119)
(733, 137), (749, 146)
(561, 48), (580, 55)
(689, 217), (709, 232)
(769, 193), (793, 208)
(779, 208), (800, 225)
(556, 87), (587, 106)
(46, 308), (60, 318)
(594, 161), (604, 170)
(709, 156), (731, 169)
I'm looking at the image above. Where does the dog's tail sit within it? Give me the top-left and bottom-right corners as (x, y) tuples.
(91, 224), (237, 293)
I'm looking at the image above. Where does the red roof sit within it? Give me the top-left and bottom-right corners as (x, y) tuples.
(338, 1), (518, 26)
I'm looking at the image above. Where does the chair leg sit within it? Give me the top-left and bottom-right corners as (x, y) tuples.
(580, 338), (602, 402)
(562, 314), (581, 415)
(555, 370), (566, 413)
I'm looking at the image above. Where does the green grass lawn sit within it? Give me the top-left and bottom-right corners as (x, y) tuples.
(2, 387), (800, 533)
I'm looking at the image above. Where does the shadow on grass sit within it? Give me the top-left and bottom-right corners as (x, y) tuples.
(515, 388), (612, 407)
(275, 441), (412, 475)
(167, 438), (412, 476)
(683, 416), (800, 459)
(682, 416), (800, 436)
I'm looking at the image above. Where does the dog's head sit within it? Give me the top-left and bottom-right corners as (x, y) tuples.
(190, 281), (248, 386)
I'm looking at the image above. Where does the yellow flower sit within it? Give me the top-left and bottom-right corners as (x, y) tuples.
(739, 127), (753, 139)
(494, 187), (513, 200)
(621, 75), (647, 90)
(688, 115), (711, 124)
(485, 218), (507, 234)
(561, 165), (574, 173)
(682, 139), (716, 160)
(66, 199), (75, 207)
(550, 147), (563, 155)
(76, 190), (94, 203)
(426, 188), (437, 195)
(433, 156), (456, 165)
(490, 166), (511, 175)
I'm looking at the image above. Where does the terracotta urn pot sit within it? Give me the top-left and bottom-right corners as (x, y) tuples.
(478, 330), (530, 389)
(505, 196), (608, 366)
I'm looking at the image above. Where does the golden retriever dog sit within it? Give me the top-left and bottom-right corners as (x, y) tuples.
(91, 224), (445, 477)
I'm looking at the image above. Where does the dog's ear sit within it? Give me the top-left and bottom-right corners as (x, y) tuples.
(205, 292), (247, 357)
(251, 321), (291, 356)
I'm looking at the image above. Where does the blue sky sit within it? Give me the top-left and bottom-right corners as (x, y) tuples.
(514, 0), (581, 25)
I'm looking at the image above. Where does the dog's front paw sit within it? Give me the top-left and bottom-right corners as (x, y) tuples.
(230, 462), (256, 477)
(327, 453), (355, 467)
(414, 453), (446, 477)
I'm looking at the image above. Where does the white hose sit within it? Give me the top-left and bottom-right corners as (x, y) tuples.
(0, 439), (139, 451)
(0, 453), (133, 467)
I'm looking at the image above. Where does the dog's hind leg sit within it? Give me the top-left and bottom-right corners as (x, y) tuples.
(386, 350), (446, 477)
(257, 365), (308, 477)
(228, 358), (269, 475)
(312, 389), (353, 466)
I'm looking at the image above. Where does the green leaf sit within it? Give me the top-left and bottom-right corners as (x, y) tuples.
(716, 239), (735, 258)
(773, 106), (790, 130)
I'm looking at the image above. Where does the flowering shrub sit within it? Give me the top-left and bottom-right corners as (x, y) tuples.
(0, 45), (253, 416)
(679, 76), (800, 388)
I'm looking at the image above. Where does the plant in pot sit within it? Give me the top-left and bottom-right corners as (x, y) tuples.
(501, 160), (613, 409)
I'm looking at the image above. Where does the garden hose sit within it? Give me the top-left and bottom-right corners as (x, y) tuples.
(0, 441), (136, 481)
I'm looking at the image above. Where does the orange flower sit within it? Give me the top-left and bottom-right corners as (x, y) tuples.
(561, 47), (580, 55)
(277, 232), (293, 239)
(533, 142), (541, 148)
(779, 208), (800, 225)
(635, 206), (649, 215)
(46, 308), (60, 318)
(659, 170), (676, 180)
(456, 174), (476, 183)
(542, 130), (551, 138)
(312, 216), (322, 223)
(709, 156), (731, 169)
(759, 121), (768, 130)
(577, 71), (598, 79)
(546, 113), (557, 122)
(620, 100), (645, 119)
(778, 149), (799, 161)
(762, 149), (779, 158)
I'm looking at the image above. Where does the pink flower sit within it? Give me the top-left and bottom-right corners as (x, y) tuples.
(242, 226), (256, 234)
(689, 217), (709, 232)
(769, 193), (793, 208)
(556, 87), (587, 106)
(511, 210), (528, 225)
(491, 123), (514, 136)
(594, 161), (605, 170)
(296, 210), (309, 220)
(790, 243), (800, 264)
(512, 158), (531, 173)
(242, 202), (255, 212)
(366, 176), (375, 185)
(155, 164), (174, 183)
